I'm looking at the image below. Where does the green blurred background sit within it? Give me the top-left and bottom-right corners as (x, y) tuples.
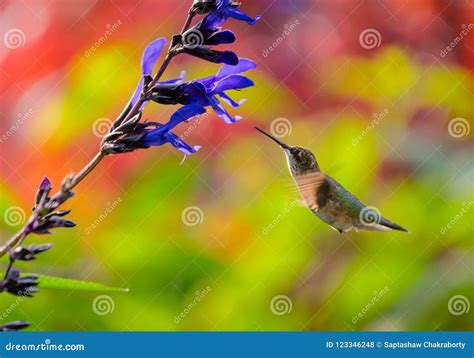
(0, 0), (473, 331)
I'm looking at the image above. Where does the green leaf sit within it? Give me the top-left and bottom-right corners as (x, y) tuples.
(29, 274), (128, 292)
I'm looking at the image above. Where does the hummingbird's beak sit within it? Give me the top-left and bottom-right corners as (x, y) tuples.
(255, 127), (291, 150)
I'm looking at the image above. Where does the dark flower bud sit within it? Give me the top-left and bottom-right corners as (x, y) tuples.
(191, 0), (218, 14)
(180, 46), (238, 65)
(101, 118), (151, 155)
(35, 177), (52, 206)
(104, 112), (143, 143)
(0, 321), (30, 332)
(0, 269), (39, 297)
(31, 214), (76, 235)
(12, 243), (53, 261)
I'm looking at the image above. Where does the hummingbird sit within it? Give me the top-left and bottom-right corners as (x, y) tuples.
(255, 127), (408, 233)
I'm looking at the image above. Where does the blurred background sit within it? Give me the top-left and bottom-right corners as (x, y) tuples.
(0, 0), (473, 331)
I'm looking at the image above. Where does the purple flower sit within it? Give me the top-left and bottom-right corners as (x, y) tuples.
(140, 104), (206, 155)
(130, 38), (167, 107)
(150, 58), (255, 123)
(198, 0), (260, 29)
(178, 1), (259, 65)
(103, 104), (206, 159)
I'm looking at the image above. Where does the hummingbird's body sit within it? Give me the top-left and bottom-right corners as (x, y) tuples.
(256, 127), (408, 233)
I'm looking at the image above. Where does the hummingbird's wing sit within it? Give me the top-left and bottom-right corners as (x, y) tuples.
(294, 172), (330, 212)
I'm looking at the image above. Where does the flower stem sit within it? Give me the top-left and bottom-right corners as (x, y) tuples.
(0, 4), (197, 260)
(181, 10), (195, 33)
(65, 152), (106, 191)
(0, 152), (105, 258)
(146, 55), (172, 91)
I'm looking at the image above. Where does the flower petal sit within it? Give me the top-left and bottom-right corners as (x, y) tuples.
(158, 71), (186, 85)
(215, 58), (256, 80)
(167, 104), (206, 129)
(182, 47), (239, 65)
(218, 92), (246, 107)
(211, 75), (254, 94)
(163, 132), (201, 155)
(141, 38), (166, 75)
(205, 30), (236, 45)
(209, 96), (241, 123)
(130, 78), (144, 107)
(139, 105), (205, 147)
(225, 7), (260, 25)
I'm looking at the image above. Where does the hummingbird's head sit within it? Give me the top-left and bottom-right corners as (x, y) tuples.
(284, 146), (319, 175)
(255, 127), (320, 175)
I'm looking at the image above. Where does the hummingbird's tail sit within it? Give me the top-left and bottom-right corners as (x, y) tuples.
(378, 217), (409, 233)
